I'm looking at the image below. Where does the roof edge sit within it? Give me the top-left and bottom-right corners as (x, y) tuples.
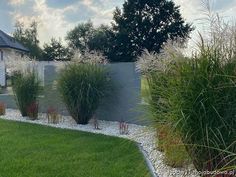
(0, 45), (30, 53)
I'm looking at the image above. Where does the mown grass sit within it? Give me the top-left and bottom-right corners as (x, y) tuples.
(0, 119), (151, 177)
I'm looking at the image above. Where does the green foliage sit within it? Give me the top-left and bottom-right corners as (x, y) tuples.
(43, 38), (72, 61)
(13, 21), (43, 60)
(174, 51), (236, 171)
(87, 25), (114, 59)
(146, 69), (192, 168)
(12, 71), (41, 117)
(66, 0), (193, 62)
(65, 21), (94, 51)
(58, 64), (110, 124)
(147, 48), (236, 172)
(0, 119), (151, 177)
(112, 0), (193, 62)
(157, 124), (191, 168)
(0, 87), (2, 94)
(66, 21), (114, 60)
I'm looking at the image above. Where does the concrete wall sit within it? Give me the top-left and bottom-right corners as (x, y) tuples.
(0, 62), (147, 124)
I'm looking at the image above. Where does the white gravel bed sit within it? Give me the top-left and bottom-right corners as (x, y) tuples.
(0, 109), (198, 177)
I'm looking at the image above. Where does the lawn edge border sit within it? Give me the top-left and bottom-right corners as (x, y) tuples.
(137, 143), (159, 177)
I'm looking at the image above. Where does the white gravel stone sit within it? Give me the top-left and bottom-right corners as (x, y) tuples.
(0, 109), (198, 177)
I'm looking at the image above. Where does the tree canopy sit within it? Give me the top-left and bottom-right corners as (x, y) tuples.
(65, 21), (94, 51)
(43, 38), (71, 61)
(13, 0), (194, 62)
(111, 0), (194, 62)
(13, 21), (43, 60)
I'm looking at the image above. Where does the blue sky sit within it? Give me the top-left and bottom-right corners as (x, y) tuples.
(0, 0), (235, 46)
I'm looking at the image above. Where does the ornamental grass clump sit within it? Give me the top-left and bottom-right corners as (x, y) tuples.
(137, 43), (191, 168)
(175, 47), (236, 172)
(58, 51), (110, 124)
(58, 63), (110, 124)
(12, 71), (41, 117)
(173, 5), (236, 172)
(137, 7), (236, 173)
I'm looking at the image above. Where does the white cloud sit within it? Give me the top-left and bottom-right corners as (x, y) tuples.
(173, 0), (236, 55)
(10, 0), (118, 45)
(9, 0), (25, 5)
(80, 0), (116, 26)
(11, 0), (76, 46)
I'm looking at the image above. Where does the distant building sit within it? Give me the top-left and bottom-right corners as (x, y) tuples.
(0, 30), (29, 61)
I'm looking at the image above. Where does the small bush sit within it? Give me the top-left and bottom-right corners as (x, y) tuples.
(58, 63), (110, 124)
(47, 107), (60, 124)
(27, 102), (38, 120)
(0, 102), (6, 115)
(12, 71), (41, 117)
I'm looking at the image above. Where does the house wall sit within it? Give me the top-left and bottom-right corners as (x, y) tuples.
(0, 62), (148, 125)
(0, 48), (23, 61)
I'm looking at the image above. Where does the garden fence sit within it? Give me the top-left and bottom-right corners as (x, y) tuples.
(0, 62), (148, 124)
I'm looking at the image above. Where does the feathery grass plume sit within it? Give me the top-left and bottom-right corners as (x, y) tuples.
(4, 54), (42, 118)
(136, 39), (192, 168)
(136, 39), (185, 76)
(58, 50), (110, 124)
(72, 49), (108, 65)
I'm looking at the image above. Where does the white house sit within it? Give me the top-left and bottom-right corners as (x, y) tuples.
(0, 30), (29, 87)
(0, 30), (29, 61)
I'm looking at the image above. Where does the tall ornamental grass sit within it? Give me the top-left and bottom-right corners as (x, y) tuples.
(140, 41), (236, 172)
(58, 63), (110, 124)
(174, 5), (236, 172)
(137, 7), (236, 172)
(12, 71), (41, 118)
(175, 48), (236, 171)
(138, 44), (191, 168)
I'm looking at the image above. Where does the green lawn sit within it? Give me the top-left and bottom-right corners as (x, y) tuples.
(0, 119), (151, 177)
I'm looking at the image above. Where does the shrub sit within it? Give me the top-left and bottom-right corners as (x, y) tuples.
(27, 102), (38, 120)
(12, 71), (41, 117)
(0, 102), (6, 115)
(58, 63), (110, 124)
(47, 107), (60, 124)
